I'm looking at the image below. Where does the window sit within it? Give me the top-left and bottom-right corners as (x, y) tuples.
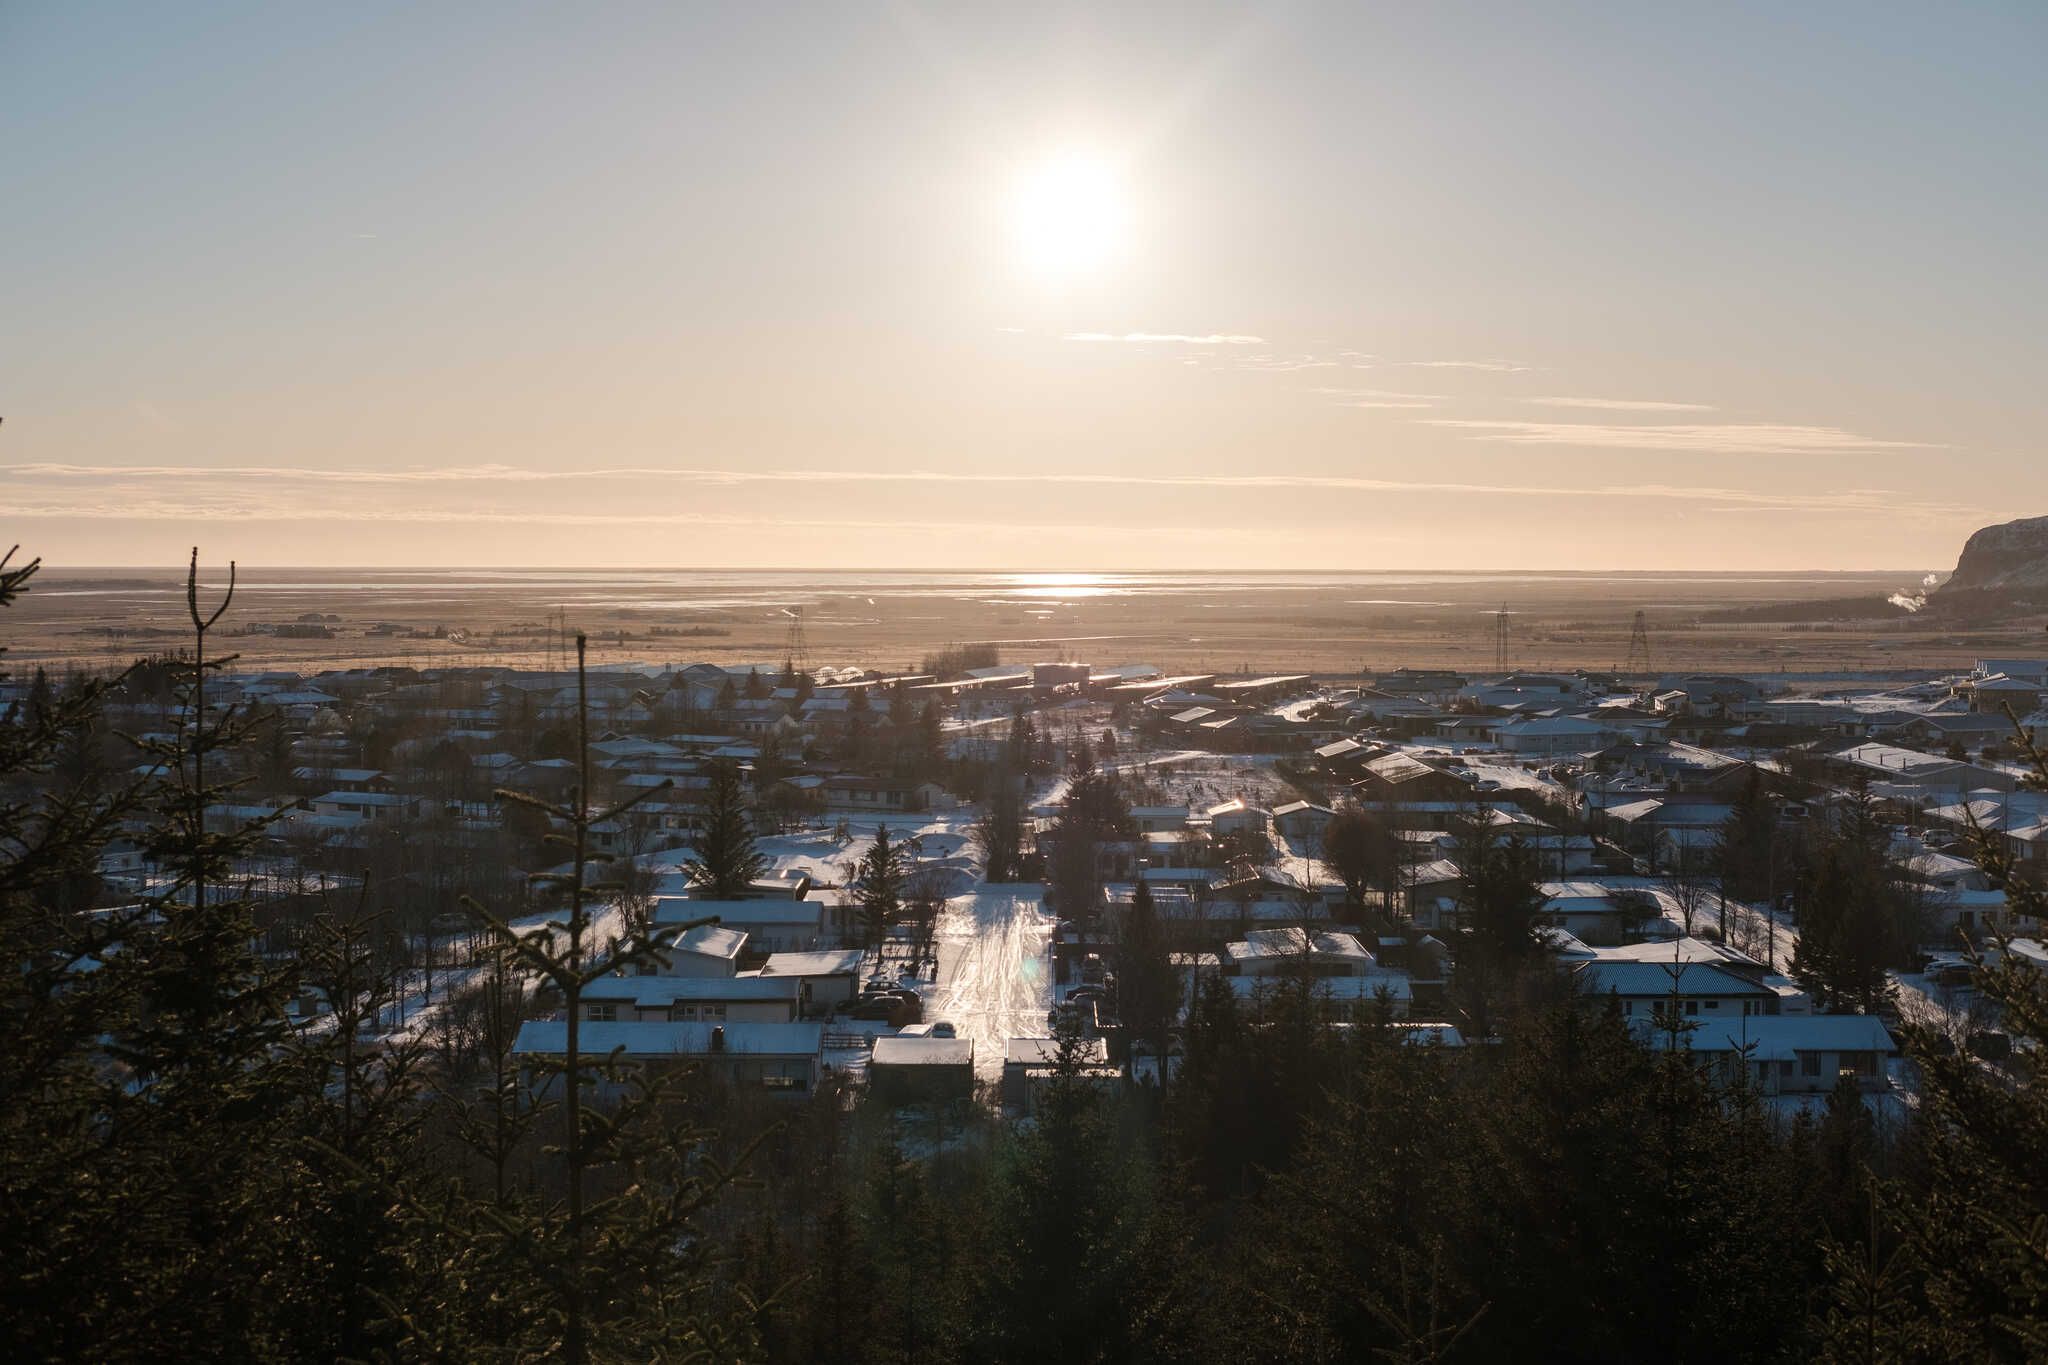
(1683, 1001), (1699, 1016)
(1842, 1051), (1877, 1076)
(702, 1004), (726, 1021)
(762, 1061), (807, 1091)
(670, 1004), (697, 1021)
(1704, 1000), (1721, 1010)
(587, 1003), (618, 1023)
(1800, 1052), (1821, 1077)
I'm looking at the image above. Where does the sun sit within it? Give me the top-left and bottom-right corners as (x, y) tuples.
(1009, 151), (1127, 279)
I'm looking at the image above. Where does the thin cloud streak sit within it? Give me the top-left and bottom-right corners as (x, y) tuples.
(0, 462), (1984, 517)
(0, 500), (1291, 540)
(1389, 359), (1530, 372)
(1310, 387), (1447, 401)
(1063, 331), (1266, 344)
(1527, 396), (1716, 412)
(1424, 420), (1935, 455)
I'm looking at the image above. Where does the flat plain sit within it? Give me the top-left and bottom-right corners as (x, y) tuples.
(9, 566), (2038, 680)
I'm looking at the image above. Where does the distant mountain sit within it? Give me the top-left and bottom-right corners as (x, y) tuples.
(1930, 514), (2048, 616)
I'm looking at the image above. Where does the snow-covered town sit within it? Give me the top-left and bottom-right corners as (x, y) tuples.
(31, 645), (2048, 1125)
(14, 3), (2048, 1351)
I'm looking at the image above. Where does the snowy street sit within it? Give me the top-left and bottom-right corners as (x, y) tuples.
(929, 885), (1054, 1084)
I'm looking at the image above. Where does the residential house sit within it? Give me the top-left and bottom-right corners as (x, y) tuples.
(511, 1019), (824, 1096)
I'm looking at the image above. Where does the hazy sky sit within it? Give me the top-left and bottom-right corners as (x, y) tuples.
(4, 2), (2044, 571)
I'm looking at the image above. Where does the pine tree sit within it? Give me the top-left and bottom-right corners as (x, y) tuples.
(1716, 769), (1780, 903)
(686, 758), (767, 898)
(1115, 878), (1179, 1061)
(0, 548), (165, 1354)
(853, 826), (908, 958)
(1791, 837), (1897, 1014)
(971, 770), (1023, 882)
(976, 1014), (1145, 1360)
(452, 634), (758, 1361)
(1836, 720), (2048, 1359)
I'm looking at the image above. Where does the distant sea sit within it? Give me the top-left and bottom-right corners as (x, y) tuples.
(39, 566), (1931, 611)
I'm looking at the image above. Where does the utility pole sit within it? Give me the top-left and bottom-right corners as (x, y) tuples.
(1624, 610), (1652, 676)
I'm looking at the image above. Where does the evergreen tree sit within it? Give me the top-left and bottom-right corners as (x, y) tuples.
(1048, 768), (1130, 941)
(1716, 769), (1780, 903)
(1791, 834), (1899, 1014)
(971, 770), (1024, 883)
(976, 1016), (1147, 1361)
(1828, 724), (2048, 1360)
(1452, 823), (1546, 966)
(854, 825), (908, 957)
(459, 634), (757, 1361)
(685, 758), (768, 898)
(1115, 877), (1180, 1060)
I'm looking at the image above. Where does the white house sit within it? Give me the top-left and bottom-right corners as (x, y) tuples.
(1642, 1013), (1898, 1095)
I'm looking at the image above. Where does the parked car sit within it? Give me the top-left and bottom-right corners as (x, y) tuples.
(930, 1021), (957, 1038)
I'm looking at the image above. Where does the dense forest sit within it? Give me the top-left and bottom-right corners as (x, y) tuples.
(3, 547), (2045, 1363)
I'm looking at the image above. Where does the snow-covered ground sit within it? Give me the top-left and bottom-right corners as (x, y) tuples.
(1602, 875), (1798, 972)
(927, 884), (1054, 1085)
(356, 899), (631, 1044)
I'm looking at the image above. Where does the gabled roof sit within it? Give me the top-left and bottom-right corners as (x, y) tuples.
(1575, 961), (1771, 998)
(1645, 1014), (1897, 1061)
(1271, 799), (1334, 819)
(668, 923), (748, 960)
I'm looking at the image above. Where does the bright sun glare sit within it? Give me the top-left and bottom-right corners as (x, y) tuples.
(1009, 151), (1127, 278)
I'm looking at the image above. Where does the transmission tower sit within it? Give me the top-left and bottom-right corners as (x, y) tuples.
(1623, 610), (1652, 676)
(783, 605), (809, 675)
(1489, 603), (1511, 674)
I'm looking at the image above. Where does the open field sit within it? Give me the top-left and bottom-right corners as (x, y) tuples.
(10, 565), (2043, 679)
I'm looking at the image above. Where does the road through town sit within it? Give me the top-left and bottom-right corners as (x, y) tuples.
(932, 885), (1054, 1084)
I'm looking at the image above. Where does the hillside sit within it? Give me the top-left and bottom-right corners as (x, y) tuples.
(1935, 514), (2048, 601)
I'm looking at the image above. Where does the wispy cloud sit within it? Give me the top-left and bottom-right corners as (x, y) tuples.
(1063, 331), (1266, 345)
(1526, 396), (1715, 412)
(1423, 420), (1934, 455)
(1388, 359), (1530, 372)
(1233, 356), (1337, 371)
(0, 462), (1982, 519)
(1311, 386), (1444, 408)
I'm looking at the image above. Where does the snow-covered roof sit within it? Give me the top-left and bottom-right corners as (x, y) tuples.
(1644, 1014), (1897, 1062)
(871, 1036), (974, 1068)
(1574, 961), (1771, 999)
(512, 1019), (822, 1057)
(583, 976), (801, 1006)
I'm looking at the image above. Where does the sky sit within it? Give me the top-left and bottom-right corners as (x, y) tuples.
(3, 1), (2045, 572)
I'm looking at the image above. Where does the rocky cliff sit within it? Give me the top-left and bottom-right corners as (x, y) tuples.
(1934, 514), (2048, 605)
